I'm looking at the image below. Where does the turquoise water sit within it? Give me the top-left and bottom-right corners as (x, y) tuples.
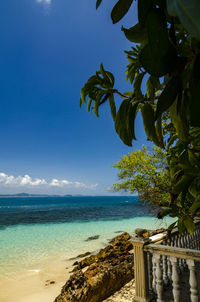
(0, 196), (173, 275)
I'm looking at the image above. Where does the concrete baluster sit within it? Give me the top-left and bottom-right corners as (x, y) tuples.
(170, 257), (180, 302)
(155, 254), (164, 302)
(167, 256), (172, 281)
(147, 252), (153, 295)
(187, 259), (198, 302)
(162, 255), (168, 285)
(152, 254), (157, 293)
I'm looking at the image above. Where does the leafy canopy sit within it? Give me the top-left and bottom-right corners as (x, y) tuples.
(80, 0), (200, 234)
(112, 146), (170, 207)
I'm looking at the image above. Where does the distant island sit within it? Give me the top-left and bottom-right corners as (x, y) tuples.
(0, 193), (73, 197)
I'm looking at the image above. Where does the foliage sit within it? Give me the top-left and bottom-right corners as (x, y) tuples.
(112, 146), (170, 207)
(80, 0), (200, 233)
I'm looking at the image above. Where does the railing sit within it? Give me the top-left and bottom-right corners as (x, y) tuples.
(132, 222), (200, 302)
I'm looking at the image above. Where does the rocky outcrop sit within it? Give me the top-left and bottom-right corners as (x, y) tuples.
(135, 227), (166, 238)
(54, 232), (134, 302)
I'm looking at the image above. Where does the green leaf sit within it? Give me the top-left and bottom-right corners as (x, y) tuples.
(108, 94), (117, 120)
(190, 80), (200, 127)
(167, 134), (177, 150)
(129, 102), (139, 141)
(169, 97), (189, 143)
(146, 76), (161, 98)
(80, 87), (86, 103)
(188, 180), (200, 198)
(139, 8), (176, 77)
(190, 198), (200, 214)
(167, 0), (177, 17)
(96, 0), (103, 9)
(123, 91), (134, 97)
(122, 24), (148, 44)
(179, 150), (193, 170)
(168, 221), (177, 231)
(183, 216), (195, 235)
(167, 0), (200, 40)
(155, 77), (181, 119)
(177, 217), (186, 233)
(155, 116), (164, 148)
(115, 101), (132, 146)
(87, 98), (93, 112)
(111, 0), (133, 24)
(94, 100), (100, 117)
(172, 175), (194, 194)
(139, 44), (175, 77)
(115, 100), (138, 146)
(106, 71), (115, 87)
(188, 150), (200, 169)
(141, 103), (161, 147)
(100, 64), (112, 87)
(133, 73), (144, 99)
(138, 0), (153, 27)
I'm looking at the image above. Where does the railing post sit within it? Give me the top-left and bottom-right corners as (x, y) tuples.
(132, 238), (151, 302)
(170, 256), (180, 302)
(187, 259), (198, 302)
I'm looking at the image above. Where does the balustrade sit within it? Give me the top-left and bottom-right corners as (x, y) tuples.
(132, 221), (200, 302)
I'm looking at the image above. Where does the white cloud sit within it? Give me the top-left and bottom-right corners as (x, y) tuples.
(0, 173), (47, 187)
(36, 0), (51, 4)
(0, 172), (97, 190)
(49, 178), (98, 189)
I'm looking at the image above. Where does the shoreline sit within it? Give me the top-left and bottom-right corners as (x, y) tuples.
(0, 217), (173, 302)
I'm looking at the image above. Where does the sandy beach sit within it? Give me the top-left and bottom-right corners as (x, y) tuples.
(0, 255), (136, 302)
(0, 256), (74, 302)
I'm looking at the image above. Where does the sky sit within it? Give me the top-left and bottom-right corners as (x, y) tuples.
(0, 0), (147, 195)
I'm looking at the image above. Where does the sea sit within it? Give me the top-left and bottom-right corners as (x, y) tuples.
(0, 196), (173, 277)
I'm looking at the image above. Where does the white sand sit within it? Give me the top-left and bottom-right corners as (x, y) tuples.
(0, 252), (136, 302)
(0, 256), (74, 302)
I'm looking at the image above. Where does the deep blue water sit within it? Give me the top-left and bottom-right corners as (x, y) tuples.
(0, 196), (151, 226)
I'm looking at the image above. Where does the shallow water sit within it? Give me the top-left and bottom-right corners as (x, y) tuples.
(0, 196), (173, 276)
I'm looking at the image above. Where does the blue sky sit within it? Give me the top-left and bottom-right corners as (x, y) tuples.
(0, 0), (147, 195)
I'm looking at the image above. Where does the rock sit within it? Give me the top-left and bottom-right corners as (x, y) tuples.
(45, 280), (56, 286)
(55, 256), (134, 302)
(72, 254), (97, 272)
(135, 228), (148, 237)
(73, 261), (79, 266)
(55, 232), (134, 302)
(135, 227), (166, 238)
(70, 252), (92, 261)
(72, 232), (133, 272)
(108, 232), (131, 244)
(85, 235), (100, 241)
(76, 251), (91, 258)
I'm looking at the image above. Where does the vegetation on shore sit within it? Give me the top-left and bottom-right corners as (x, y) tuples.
(112, 145), (170, 208)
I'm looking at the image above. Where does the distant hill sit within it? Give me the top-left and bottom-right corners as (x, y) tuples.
(0, 193), (73, 197)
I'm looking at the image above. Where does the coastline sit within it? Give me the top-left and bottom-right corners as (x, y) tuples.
(0, 259), (136, 302)
(0, 196), (175, 302)
(0, 217), (173, 302)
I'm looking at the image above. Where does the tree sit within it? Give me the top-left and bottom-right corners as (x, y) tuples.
(112, 146), (170, 207)
(80, 0), (200, 233)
